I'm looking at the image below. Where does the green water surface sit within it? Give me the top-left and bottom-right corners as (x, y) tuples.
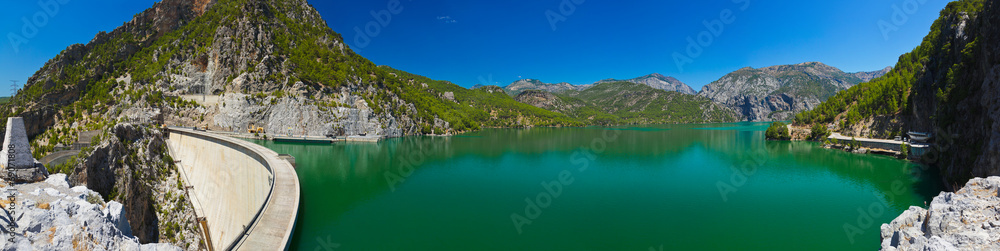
(250, 122), (942, 250)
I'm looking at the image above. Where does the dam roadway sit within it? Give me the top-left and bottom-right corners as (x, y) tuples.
(165, 127), (300, 251)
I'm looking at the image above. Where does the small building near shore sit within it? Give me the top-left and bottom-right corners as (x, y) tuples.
(827, 133), (931, 158)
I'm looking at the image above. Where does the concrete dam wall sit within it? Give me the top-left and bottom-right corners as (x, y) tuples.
(166, 127), (299, 251)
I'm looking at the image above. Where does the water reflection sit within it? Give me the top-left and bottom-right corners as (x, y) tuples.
(252, 122), (942, 250)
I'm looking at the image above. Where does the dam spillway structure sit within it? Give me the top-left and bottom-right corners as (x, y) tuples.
(1, 117), (48, 183)
(165, 127), (299, 250)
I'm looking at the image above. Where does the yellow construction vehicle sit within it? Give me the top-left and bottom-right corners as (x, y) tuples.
(248, 123), (265, 134)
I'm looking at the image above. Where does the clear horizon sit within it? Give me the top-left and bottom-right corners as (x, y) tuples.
(1, 0), (951, 96)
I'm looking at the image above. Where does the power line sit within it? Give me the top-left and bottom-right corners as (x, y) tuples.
(8, 80), (16, 103)
(8, 80), (16, 94)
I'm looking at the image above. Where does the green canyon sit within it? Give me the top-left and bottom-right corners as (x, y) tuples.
(253, 122), (941, 250)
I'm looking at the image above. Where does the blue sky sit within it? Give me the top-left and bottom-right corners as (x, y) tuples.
(1, 0), (951, 96)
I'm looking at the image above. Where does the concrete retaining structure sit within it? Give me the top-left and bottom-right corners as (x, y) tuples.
(165, 127), (299, 251)
(828, 133), (932, 158)
(39, 150), (80, 168)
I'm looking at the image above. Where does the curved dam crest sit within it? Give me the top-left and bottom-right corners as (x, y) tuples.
(165, 127), (300, 251)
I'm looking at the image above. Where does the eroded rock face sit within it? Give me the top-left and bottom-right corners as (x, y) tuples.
(212, 91), (409, 137)
(718, 93), (817, 122)
(880, 176), (1000, 250)
(69, 124), (201, 248)
(71, 124), (161, 243)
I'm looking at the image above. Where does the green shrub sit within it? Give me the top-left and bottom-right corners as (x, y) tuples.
(765, 122), (791, 140)
(809, 124), (830, 141)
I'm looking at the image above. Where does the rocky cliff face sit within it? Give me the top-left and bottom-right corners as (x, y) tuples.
(809, 0), (999, 189)
(596, 73), (697, 95)
(70, 124), (201, 248)
(881, 176), (1000, 250)
(699, 62), (887, 121)
(921, 0), (1000, 188)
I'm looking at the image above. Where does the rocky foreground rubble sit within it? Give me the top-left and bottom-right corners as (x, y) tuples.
(881, 176), (1000, 250)
(0, 174), (179, 250)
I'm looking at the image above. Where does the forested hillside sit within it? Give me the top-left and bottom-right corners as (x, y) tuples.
(515, 82), (738, 125)
(794, 0), (998, 189)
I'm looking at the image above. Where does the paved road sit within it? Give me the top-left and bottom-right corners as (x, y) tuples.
(237, 136), (301, 251)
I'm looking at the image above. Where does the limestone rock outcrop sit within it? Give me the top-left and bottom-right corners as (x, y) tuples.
(0, 174), (180, 250)
(881, 176), (1000, 250)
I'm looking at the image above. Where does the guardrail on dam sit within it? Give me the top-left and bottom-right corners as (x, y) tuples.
(165, 127), (300, 251)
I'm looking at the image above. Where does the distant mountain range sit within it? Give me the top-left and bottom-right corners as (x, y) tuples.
(500, 63), (889, 121)
(852, 67), (893, 82)
(595, 73), (697, 95)
(514, 82), (737, 125)
(501, 79), (590, 96)
(699, 62), (889, 121)
(500, 73), (697, 96)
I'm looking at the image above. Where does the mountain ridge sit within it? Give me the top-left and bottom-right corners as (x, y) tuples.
(501, 72), (700, 96)
(502, 79), (590, 96)
(515, 81), (738, 125)
(595, 73), (697, 95)
(699, 62), (889, 121)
